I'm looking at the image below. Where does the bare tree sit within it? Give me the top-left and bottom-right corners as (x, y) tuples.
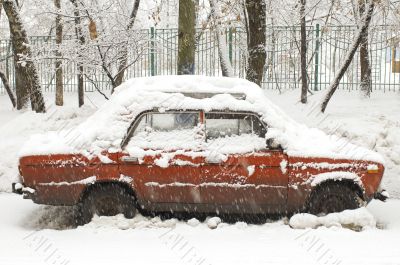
(77, 2), (145, 94)
(23, 0), (149, 100)
(177, 0), (196, 75)
(114, 0), (140, 90)
(54, 0), (63, 106)
(0, 3), (14, 108)
(244, 0), (267, 86)
(300, 0), (308, 103)
(321, 0), (375, 113)
(0, 70), (16, 108)
(70, 0), (85, 107)
(2, 0), (46, 113)
(359, 0), (372, 97)
(209, 0), (234, 77)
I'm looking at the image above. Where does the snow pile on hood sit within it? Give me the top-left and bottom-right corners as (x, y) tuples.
(19, 75), (383, 163)
(289, 208), (376, 230)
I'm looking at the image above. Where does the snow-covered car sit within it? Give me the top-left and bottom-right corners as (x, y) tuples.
(13, 76), (387, 224)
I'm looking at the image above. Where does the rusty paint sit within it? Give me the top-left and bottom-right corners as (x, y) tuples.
(19, 150), (384, 214)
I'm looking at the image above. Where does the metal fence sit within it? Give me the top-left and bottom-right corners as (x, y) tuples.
(0, 25), (399, 94)
(264, 25), (400, 92)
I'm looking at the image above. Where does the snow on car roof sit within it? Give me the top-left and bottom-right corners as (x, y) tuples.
(165, 92), (246, 100)
(114, 75), (258, 95)
(20, 75), (384, 164)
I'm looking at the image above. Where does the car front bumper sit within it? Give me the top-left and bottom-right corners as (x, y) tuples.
(374, 189), (389, 202)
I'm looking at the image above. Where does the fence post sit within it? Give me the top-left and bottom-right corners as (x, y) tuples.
(314, 23), (320, 91)
(150, 27), (156, 76)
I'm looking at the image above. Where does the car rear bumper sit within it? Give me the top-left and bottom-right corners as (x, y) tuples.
(13, 182), (83, 206)
(12, 182), (35, 199)
(12, 183), (23, 195)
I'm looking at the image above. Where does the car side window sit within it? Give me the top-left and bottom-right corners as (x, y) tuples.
(134, 112), (198, 135)
(126, 112), (201, 151)
(205, 113), (267, 140)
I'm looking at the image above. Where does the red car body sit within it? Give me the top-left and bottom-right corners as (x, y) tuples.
(13, 76), (387, 218)
(16, 111), (385, 215)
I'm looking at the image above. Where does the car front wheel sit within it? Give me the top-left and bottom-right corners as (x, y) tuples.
(76, 184), (137, 226)
(308, 182), (362, 216)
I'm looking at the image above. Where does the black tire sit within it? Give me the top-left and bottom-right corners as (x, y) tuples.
(76, 184), (137, 226)
(308, 182), (362, 216)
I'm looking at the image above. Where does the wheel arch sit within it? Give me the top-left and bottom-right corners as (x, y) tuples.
(78, 180), (137, 204)
(306, 178), (365, 211)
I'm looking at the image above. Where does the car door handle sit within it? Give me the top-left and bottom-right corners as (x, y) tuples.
(121, 156), (139, 163)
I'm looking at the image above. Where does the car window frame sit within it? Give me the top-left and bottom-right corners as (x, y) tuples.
(121, 109), (269, 150)
(204, 111), (268, 142)
(120, 110), (203, 150)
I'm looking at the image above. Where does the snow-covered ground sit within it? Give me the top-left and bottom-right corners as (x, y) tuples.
(0, 88), (399, 264)
(0, 192), (399, 265)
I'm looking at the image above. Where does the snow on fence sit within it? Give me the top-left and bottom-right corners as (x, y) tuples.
(0, 25), (399, 94)
(265, 25), (400, 92)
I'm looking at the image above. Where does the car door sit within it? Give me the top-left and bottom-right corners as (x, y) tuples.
(200, 112), (288, 214)
(119, 111), (205, 208)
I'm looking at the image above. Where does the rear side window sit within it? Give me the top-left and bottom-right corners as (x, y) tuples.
(205, 113), (267, 140)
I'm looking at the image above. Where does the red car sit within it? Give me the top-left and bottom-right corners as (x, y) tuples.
(13, 76), (387, 224)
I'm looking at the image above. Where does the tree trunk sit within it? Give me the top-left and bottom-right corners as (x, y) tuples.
(209, 0), (234, 77)
(114, 0), (140, 90)
(177, 0), (196, 75)
(77, 65), (84, 106)
(2, 0), (46, 112)
(0, 69), (17, 108)
(359, 0), (372, 97)
(70, 0), (85, 107)
(245, 0), (267, 86)
(321, 0), (374, 113)
(300, 0), (308, 103)
(55, 0), (64, 106)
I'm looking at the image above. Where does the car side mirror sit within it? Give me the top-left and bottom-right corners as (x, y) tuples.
(266, 138), (282, 150)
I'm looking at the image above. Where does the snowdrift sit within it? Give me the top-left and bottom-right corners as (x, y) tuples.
(289, 208), (376, 230)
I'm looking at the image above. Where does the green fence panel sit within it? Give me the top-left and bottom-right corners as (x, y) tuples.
(0, 26), (399, 94)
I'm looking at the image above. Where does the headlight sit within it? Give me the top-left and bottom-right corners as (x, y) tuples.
(367, 164), (379, 174)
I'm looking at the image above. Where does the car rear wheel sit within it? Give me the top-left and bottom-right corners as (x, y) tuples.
(308, 182), (362, 216)
(76, 184), (136, 226)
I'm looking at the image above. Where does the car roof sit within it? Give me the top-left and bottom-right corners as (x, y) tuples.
(165, 92), (247, 100)
(113, 75), (260, 98)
